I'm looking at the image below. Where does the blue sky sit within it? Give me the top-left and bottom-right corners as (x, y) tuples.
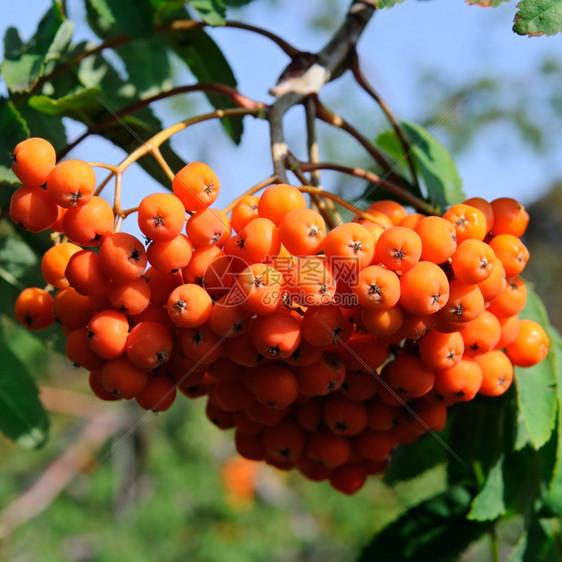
(2, 0), (562, 224)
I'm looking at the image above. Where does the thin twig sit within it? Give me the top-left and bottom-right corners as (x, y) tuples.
(305, 96), (321, 187)
(315, 98), (410, 188)
(58, 84), (265, 159)
(351, 51), (422, 193)
(267, 0), (377, 184)
(222, 176), (278, 214)
(297, 161), (437, 214)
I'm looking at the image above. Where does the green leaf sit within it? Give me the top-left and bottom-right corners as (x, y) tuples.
(223, 0), (255, 5)
(507, 532), (528, 562)
(167, 27), (243, 144)
(468, 455), (506, 521)
(188, 0), (227, 25)
(540, 330), (562, 515)
(358, 486), (490, 562)
(514, 284), (557, 450)
(513, 0), (562, 37)
(85, 0), (154, 39)
(1, 6), (73, 93)
(375, 121), (464, 210)
(375, 0), (408, 8)
(0, 236), (38, 281)
(28, 87), (104, 123)
(0, 97), (29, 183)
(385, 425), (450, 484)
(115, 37), (172, 99)
(0, 318), (49, 448)
(18, 103), (67, 154)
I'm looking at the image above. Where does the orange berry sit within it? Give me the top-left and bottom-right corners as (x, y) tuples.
(438, 280), (484, 325)
(136, 373), (177, 412)
(52, 287), (95, 331)
(87, 309), (130, 360)
(399, 261), (450, 316)
(367, 200), (407, 226)
(102, 355), (148, 399)
(475, 350), (514, 396)
(11, 137), (56, 187)
(224, 217), (280, 265)
(374, 226), (422, 272)
(41, 242), (82, 289)
(488, 234), (529, 277)
(46, 159), (96, 208)
(99, 232), (147, 283)
(108, 278), (151, 316)
(490, 197), (529, 237)
(185, 208), (231, 248)
(352, 265), (401, 310)
(250, 310), (302, 360)
(418, 330), (464, 370)
(250, 364), (300, 409)
(166, 283), (212, 328)
(126, 321), (173, 370)
(172, 162), (220, 212)
(463, 197), (494, 234)
(278, 208), (326, 256)
(147, 234), (193, 274)
(65, 250), (110, 297)
(415, 216), (457, 264)
(443, 203), (488, 242)
(486, 276), (527, 318)
(14, 287), (54, 330)
(230, 195), (259, 233)
(137, 192), (186, 242)
(451, 239), (496, 284)
(62, 196), (114, 246)
(324, 222), (375, 273)
(323, 394), (368, 436)
(506, 319), (550, 367)
(307, 429), (351, 468)
(10, 185), (58, 232)
(237, 262), (283, 316)
(461, 310), (502, 356)
(257, 183), (307, 225)
(434, 358), (483, 402)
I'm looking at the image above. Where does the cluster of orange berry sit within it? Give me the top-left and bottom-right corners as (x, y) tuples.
(10, 137), (550, 494)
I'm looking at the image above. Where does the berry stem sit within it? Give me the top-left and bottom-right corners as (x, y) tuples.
(222, 176), (279, 213)
(350, 52), (423, 195)
(297, 161), (438, 215)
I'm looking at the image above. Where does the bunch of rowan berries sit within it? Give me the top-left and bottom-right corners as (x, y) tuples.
(10, 137), (550, 494)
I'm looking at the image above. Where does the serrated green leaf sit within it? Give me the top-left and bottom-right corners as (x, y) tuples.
(514, 284), (557, 450)
(375, 121), (464, 210)
(358, 486), (490, 561)
(85, 0), (154, 39)
(540, 330), (562, 515)
(513, 0), (562, 37)
(115, 36), (172, 99)
(1, 6), (72, 93)
(28, 87), (103, 123)
(468, 455), (506, 521)
(167, 27), (243, 143)
(0, 97), (30, 184)
(188, 0), (227, 25)
(0, 318), (49, 448)
(507, 532), (528, 562)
